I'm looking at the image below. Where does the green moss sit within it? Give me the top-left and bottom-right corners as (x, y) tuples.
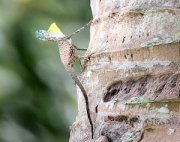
(141, 37), (180, 48)
(126, 97), (150, 105)
(146, 128), (154, 132)
(175, 32), (180, 38)
(146, 9), (158, 17)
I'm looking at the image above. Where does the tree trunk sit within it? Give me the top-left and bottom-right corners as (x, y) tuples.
(70, 0), (180, 141)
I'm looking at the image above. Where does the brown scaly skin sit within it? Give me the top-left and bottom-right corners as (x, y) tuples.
(58, 39), (94, 139)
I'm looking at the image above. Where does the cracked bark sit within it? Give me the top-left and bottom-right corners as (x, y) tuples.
(69, 0), (180, 142)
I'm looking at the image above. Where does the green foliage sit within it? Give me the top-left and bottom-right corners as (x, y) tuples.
(0, 0), (91, 141)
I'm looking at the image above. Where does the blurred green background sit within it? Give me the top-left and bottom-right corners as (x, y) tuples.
(0, 0), (91, 141)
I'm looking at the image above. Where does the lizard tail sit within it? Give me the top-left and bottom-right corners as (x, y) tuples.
(66, 67), (94, 139)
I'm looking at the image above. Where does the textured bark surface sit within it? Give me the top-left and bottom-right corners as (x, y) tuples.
(69, 0), (180, 142)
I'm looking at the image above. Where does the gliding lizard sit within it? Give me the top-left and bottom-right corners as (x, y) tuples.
(36, 21), (94, 139)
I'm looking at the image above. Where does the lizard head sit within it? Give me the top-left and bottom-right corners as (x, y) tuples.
(36, 30), (50, 41)
(36, 22), (65, 42)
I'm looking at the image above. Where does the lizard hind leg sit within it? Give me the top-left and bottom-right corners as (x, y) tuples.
(75, 55), (87, 72)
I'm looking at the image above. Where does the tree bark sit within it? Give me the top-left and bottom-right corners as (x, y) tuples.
(70, 0), (180, 141)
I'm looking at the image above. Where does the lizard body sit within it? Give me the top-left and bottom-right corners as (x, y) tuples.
(58, 39), (94, 139)
(36, 21), (94, 139)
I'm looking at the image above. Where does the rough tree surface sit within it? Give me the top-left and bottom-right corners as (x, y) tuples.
(69, 0), (180, 142)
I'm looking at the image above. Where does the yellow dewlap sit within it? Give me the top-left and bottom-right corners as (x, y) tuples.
(48, 23), (65, 37)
